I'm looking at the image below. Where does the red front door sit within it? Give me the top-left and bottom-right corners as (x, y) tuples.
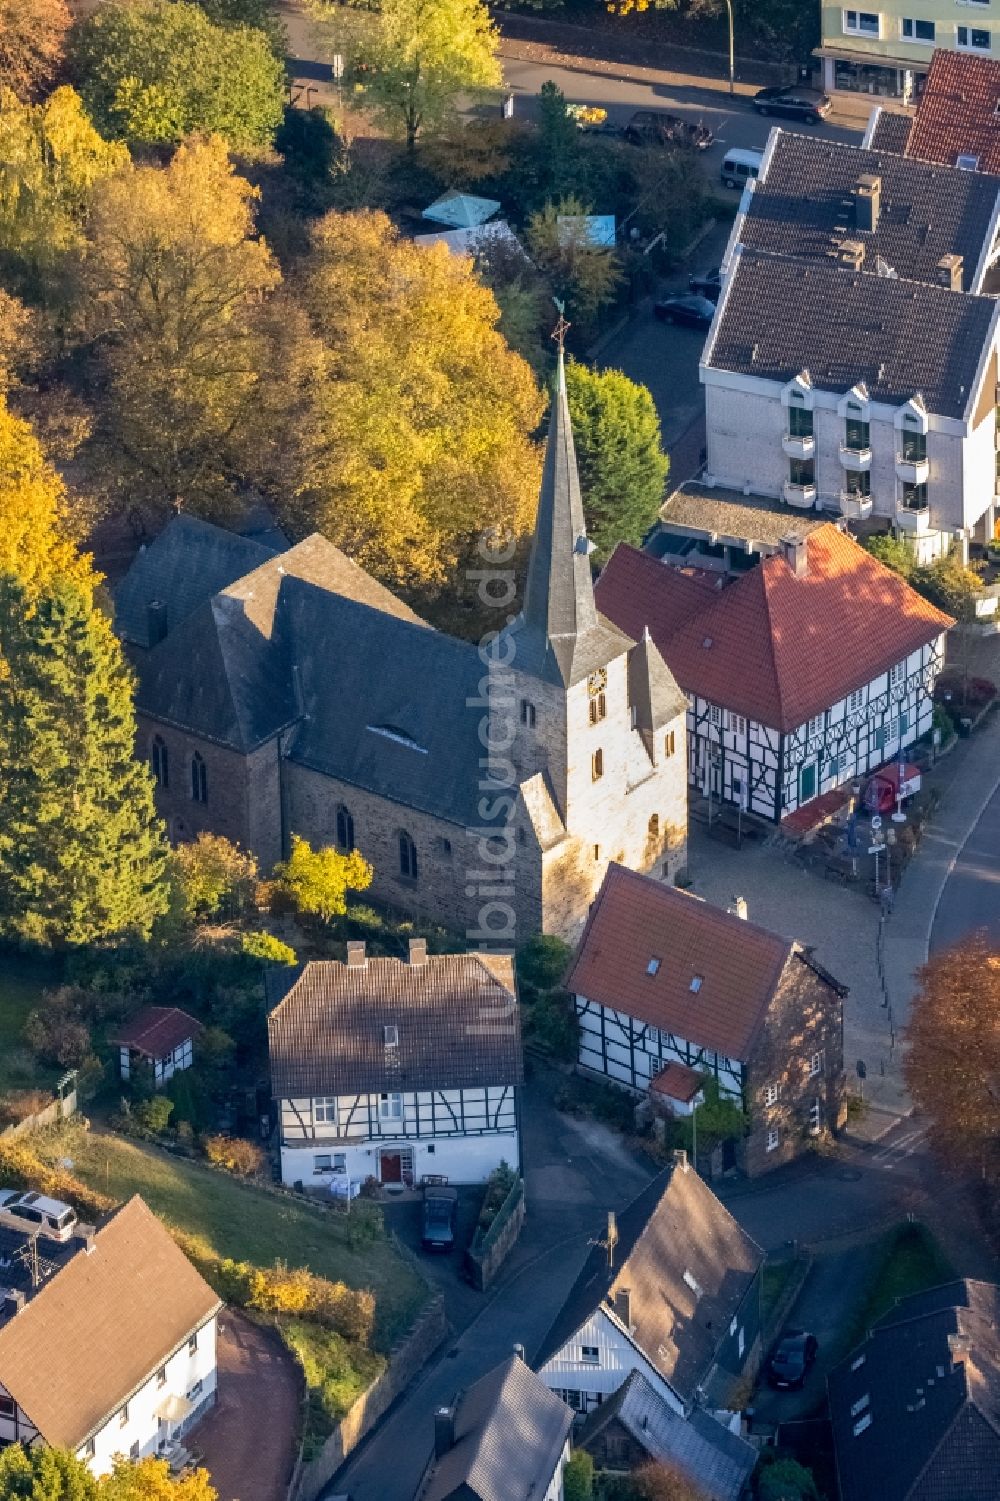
(380, 1151), (402, 1184)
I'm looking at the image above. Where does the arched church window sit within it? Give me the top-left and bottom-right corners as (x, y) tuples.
(398, 830), (418, 880)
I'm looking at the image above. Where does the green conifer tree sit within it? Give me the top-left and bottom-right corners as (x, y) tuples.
(0, 573), (169, 946)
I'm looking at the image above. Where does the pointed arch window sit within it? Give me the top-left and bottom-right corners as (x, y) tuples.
(592, 749), (604, 781)
(190, 752), (208, 804)
(398, 830), (418, 880)
(151, 735), (169, 789)
(335, 805), (355, 851)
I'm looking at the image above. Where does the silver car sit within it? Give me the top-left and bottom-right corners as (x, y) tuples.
(0, 1189), (78, 1242)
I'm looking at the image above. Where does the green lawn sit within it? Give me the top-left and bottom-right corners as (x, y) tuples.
(33, 1123), (426, 1347)
(850, 1222), (956, 1344)
(0, 955), (59, 1095)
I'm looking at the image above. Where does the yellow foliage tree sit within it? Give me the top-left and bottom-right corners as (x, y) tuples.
(273, 833), (373, 925)
(0, 393), (94, 593)
(292, 210), (543, 590)
(100, 1455), (217, 1500)
(83, 134), (281, 520)
(0, 84), (129, 301)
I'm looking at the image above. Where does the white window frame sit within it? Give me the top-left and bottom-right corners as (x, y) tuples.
(709, 704), (722, 727)
(580, 1346), (600, 1365)
(853, 1412), (873, 1436)
(847, 688), (865, 714)
(901, 17), (936, 42)
(843, 9), (880, 36)
(764, 1082), (780, 1108)
(957, 24), (992, 52)
(380, 1092), (403, 1121)
(809, 1050), (824, 1077)
(726, 710), (746, 735)
(314, 1097), (338, 1124)
(767, 1128), (780, 1152)
(890, 662), (906, 688)
(807, 714), (824, 738)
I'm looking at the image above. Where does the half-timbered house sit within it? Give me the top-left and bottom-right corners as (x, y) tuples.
(0, 1197), (220, 1475)
(596, 524), (953, 825)
(566, 864), (847, 1176)
(535, 1156), (762, 1498)
(266, 941), (523, 1189)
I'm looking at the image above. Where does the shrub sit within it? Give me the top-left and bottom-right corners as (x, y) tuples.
(478, 1161), (518, 1233)
(23, 989), (93, 1068)
(215, 1257), (376, 1344)
(0, 1137), (114, 1221)
(935, 671), (997, 708)
(517, 934), (572, 993)
(241, 930), (297, 964)
(133, 1095), (174, 1134)
(171, 833), (259, 922)
(756, 1455), (819, 1501)
(563, 1450), (595, 1501)
(0, 1089), (53, 1127)
(203, 1134), (265, 1177)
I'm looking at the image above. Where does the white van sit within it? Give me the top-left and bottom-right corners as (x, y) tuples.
(721, 148), (763, 189)
(0, 1189), (78, 1242)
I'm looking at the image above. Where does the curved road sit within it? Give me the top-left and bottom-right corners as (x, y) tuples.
(929, 775), (1000, 952)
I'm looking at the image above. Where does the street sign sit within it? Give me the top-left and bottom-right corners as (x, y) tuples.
(871, 814), (882, 832)
(867, 845), (883, 855)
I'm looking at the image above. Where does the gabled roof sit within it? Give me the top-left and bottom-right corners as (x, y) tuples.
(596, 527), (954, 733)
(829, 1279), (1000, 1501)
(418, 1355), (572, 1501)
(108, 1006), (202, 1059)
(566, 863), (846, 1060)
(579, 1369), (756, 1501)
(865, 109), (913, 156)
(0, 1197), (221, 1450)
(536, 1159), (764, 1404)
(510, 351), (635, 688)
(266, 952), (523, 1098)
(114, 514), (280, 648)
(707, 248), (998, 421)
(906, 50), (1000, 175)
(739, 129), (1000, 288)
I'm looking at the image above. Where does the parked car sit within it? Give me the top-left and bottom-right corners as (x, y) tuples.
(688, 267), (723, 301)
(752, 86), (832, 124)
(768, 1330), (819, 1389)
(625, 109), (714, 150)
(720, 148), (763, 189)
(0, 1189), (78, 1243)
(653, 294), (716, 329)
(421, 1185), (458, 1252)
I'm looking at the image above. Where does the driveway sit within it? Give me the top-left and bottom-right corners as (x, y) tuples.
(196, 1312), (300, 1501)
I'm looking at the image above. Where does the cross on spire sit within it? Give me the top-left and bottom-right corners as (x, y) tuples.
(550, 300), (571, 356)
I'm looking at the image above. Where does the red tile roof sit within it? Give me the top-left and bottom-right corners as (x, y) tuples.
(109, 1006), (202, 1059)
(565, 863), (795, 1060)
(907, 50), (1000, 174)
(650, 1061), (704, 1104)
(780, 785), (852, 837)
(595, 526), (953, 733)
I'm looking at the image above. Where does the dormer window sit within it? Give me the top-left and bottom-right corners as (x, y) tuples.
(383, 1025), (399, 1047)
(647, 958), (661, 976)
(689, 975), (703, 993)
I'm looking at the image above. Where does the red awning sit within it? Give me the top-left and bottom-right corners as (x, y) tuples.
(865, 763), (921, 813)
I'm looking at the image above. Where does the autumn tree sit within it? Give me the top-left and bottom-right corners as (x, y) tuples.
(0, 393), (94, 593)
(81, 135), (282, 521)
(0, 0), (72, 101)
(0, 573), (169, 947)
(274, 834), (373, 925)
(290, 209), (543, 591)
(526, 196), (622, 333)
(904, 938), (1000, 1178)
(346, 0), (502, 149)
(0, 1442), (97, 1499)
(564, 359), (667, 560)
(69, 0), (285, 149)
(171, 833), (259, 922)
(0, 86), (129, 305)
(626, 1461), (711, 1501)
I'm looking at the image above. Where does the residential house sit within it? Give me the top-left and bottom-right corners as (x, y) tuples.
(415, 1354), (573, 1501)
(866, 48), (1000, 169)
(596, 526), (952, 823)
(0, 1197), (220, 1475)
(578, 1370), (755, 1501)
(566, 864), (847, 1175)
(115, 353), (688, 944)
(109, 1006), (202, 1088)
(828, 1278), (1000, 1501)
(817, 4), (1000, 101)
(707, 130), (1000, 558)
(535, 1155), (764, 1501)
(267, 941), (523, 1189)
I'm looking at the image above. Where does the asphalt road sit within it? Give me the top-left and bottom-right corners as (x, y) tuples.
(928, 775), (1000, 951)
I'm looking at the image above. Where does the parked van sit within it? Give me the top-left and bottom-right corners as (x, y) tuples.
(0, 1189), (78, 1242)
(721, 148), (763, 188)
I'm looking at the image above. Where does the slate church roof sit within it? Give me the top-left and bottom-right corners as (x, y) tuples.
(829, 1279), (1000, 1501)
(536, 1157), (764, 1405)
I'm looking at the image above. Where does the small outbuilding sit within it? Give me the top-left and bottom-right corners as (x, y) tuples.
(110, 1007), (203, 1088)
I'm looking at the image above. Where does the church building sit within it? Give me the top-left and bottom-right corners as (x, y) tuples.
(116, 354), (688, 943)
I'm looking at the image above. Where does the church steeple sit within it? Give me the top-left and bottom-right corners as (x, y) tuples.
(516, 349), (628, 687)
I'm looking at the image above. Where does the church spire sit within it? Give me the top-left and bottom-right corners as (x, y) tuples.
(518, 346), (608, 686)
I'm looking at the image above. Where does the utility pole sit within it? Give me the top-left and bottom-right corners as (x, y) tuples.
(725, 0), (735, 98)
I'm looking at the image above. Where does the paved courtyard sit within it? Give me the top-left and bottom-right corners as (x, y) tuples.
(196, 1313), (300, 1501)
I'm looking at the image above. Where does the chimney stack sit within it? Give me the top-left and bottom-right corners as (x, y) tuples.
(3, 1290), (26, 1318)
(147, 600), (168, 646)
(513, 1343), (526, 1362)
(780, 533), (809, 579)
(408, 937), (428, 967)
(434, 1406), (456, 1459)
(836, 238), (866, 271)
(729, 896), (749, 921)
(77, 1225), (97, 1255)
(673, 1149), (689, 1172)
(936, 253), (963, 292)
(854, 174), (881, 233)
(614, 1288), (632, 1329)
(346, 941), (367, 969)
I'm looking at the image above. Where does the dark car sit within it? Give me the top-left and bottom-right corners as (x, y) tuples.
(688, 267), (723, 301)
(653, 294), (716, 329)
(625, 109), (714, 150)
(753, 86), (832, 124)
(768, 1330), (819, 1389)
(421, 1185), (458, 1251)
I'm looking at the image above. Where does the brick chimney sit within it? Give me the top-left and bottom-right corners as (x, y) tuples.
(936, 253), (963, 291)
(434, 1406), (456, 1459)
(408, 937), (428, 966)
(346, 941), (367, 969)
(854, 173), (881, 233)
(780, 533), (809, 579)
